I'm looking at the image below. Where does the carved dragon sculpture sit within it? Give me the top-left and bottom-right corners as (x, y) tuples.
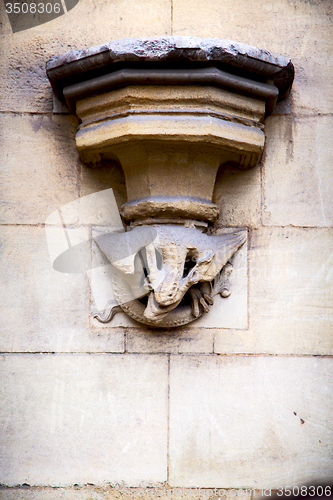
(93, 224), (246, 327)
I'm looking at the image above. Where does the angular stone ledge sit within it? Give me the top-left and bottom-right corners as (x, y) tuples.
(46, 36), (294, 108)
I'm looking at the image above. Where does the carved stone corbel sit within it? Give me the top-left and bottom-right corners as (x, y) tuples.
(46, 37), (294, 328)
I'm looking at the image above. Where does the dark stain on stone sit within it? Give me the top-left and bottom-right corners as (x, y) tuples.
(284, 117), (294, 164)
(300, 418), (305, 425)
(30, 116), (44, 134)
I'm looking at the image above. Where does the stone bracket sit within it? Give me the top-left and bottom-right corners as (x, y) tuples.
(46, 36), (293, 328)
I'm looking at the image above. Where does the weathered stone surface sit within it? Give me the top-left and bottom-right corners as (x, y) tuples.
(0, 0), (332, 492)
(169, 355), (333, 487)
(213, 163), (261, 227)
(80, 162), (127, 214)
(0, 226), (124, 353)
(249, 228), (333, 353)
(0, 354), (168, 486)
(172, 0), (333, 114)
(215, 227), (333, 355)
(0, 0), (172, 113)
(126, 327), (214, 354)
(89, 256), (136, 329)
(0, 114), (79, 225)
(263, 115), (333, 227)
(47, 36), (291, 73)
(0, 486), (253, 500)
(77, 86), (265, 125)
(46, 37), (292, 123)
(89, 228), (247, 330)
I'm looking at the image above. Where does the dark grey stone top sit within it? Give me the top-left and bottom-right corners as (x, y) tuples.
(47, 36), (291, 71)
(46, 36), (294, 110)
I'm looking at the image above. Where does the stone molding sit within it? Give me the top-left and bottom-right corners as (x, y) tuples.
(46, 36), (294, 105)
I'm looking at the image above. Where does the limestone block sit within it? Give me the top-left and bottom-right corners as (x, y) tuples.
(172, 0), (333, 114)
(169, 355), (333, 488)
(0, 226), (124, 353)
(213, 163), (261, 227)
(250, 227), (333, 353)
(0, 0), (171, 113)
(0, 114), (79, 225)
(263, 115), (333, 227)
(215, 227), (333, 355)
(126, 327), (214, 354)
(0, 354), (168, 486)
(80, 162), (127, 216)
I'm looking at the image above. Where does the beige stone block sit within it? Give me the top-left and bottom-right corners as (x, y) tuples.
(80, 162), (127, 217)
(126, 328), (214, 354)
(215, 227), (333, 355)
(169, 355), (333, 488)
(0, 226), (124, 353)
(0, 0), (171, 113)
(213, 163), (261, 228)
(172, 0), (333, 114)
(263, 115), (333, 227)
(0, 354), (168, 486)
(249, 227), (333, 353)
(0, 114), (79, 225)
(77, 86), (265, 125)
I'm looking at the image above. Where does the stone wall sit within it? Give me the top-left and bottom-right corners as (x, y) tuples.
(0, 0), (332, 498)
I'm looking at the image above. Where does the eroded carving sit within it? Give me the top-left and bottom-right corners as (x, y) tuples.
(92, 225), (246, 327)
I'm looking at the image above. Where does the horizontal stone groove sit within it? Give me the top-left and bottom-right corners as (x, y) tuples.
(62, 67), (278, 115)
(78, 107), (265, 131)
